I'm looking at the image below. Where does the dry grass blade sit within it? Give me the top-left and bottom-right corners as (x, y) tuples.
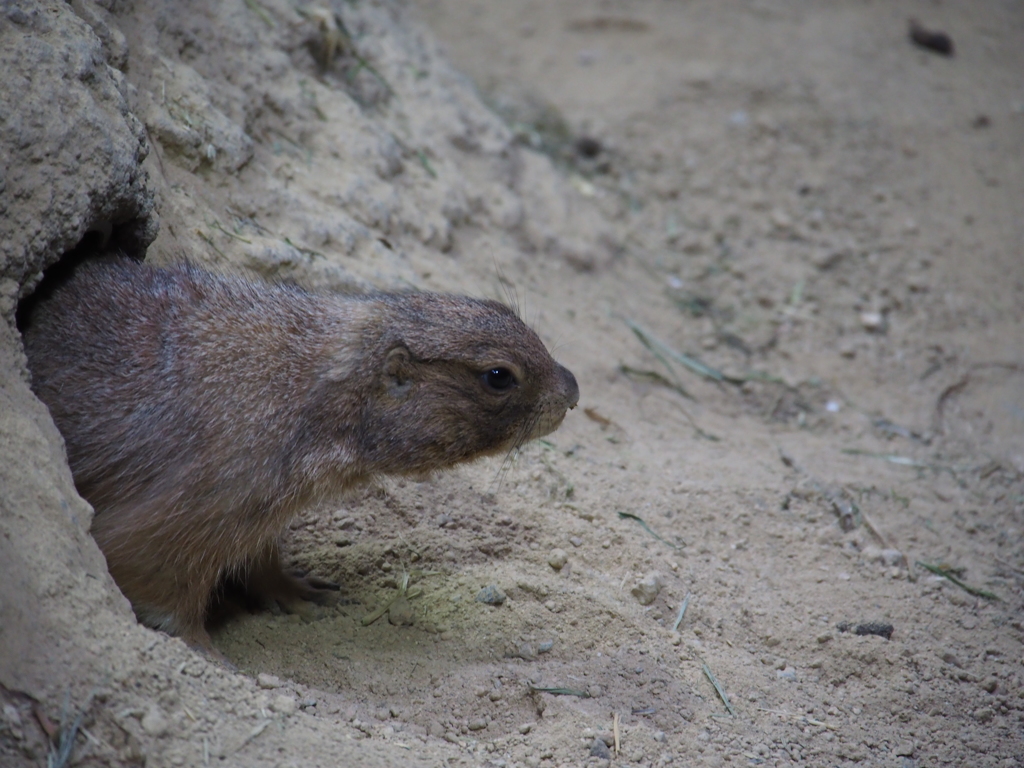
(933, 375), (969, 435)
(528, 686), (591, 698)
(872, 417), (928, 443)
(859, 508), (892, 549)
(361, 570), (434, 625)
(625, 319), (726, 382)
(672, 593), (692, 632)
(625, 322), (689, 382)
(701, 660), (736, 716)
(243, 0), (274, 28)
(624, 318), (784, 388)
(916, 561), (1000, 600)
(416, 149), (437, 178)
(211, 221), (252, 244)
(618, 511), (681, 550)
(758, 708), (838, 730)
(583, 406), (614, 427)
(841, 448), (934, 468)
(671, 401), (720, 441)
(48, 689), (96, 768)
(619, 365), (694, 400)
(360, 571), (409, 626)
(196, 229), (227, 259)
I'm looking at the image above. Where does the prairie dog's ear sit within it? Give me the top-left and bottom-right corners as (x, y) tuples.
(383, 345), (413, 398)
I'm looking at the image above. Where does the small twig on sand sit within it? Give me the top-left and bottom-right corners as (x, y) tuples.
(859, 508), (891, 549)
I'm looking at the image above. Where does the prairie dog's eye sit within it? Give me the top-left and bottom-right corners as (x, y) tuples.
(482, 367), (517, 392)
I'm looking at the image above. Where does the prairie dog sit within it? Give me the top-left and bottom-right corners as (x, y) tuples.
(21, 257), (579, 650)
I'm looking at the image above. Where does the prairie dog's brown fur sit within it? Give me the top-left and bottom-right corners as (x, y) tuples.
(21, 257), (579, 651)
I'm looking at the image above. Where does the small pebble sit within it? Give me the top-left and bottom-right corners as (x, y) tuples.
(777, 666), (797, 681)
(515, 643), (538, 661)
(770, 209), (793, 230)
(908, 19), (954, 56)
(590, 738), (612, 759)
(387, 596), (416, 626)
(518, 723), (532, 735)
(575, 136), (602, 159)
(141, 705), (169, 737)
(467, 718), (488, 731)
(813, 249), (846, 271)
(729, 110), (749, 126)
(906, 275), (930, 292)
(476, 585), (506, 605)
(2, 705), (21, 727)
(861, 545), (905, 567)
(568, 536), (584, 547)
(895, 741), (916, 757)
(837, 621), (894, 640)
(257, 673), (282, 689)
(548, 548), (568, 570)
(537, 640), (554, 653)
(271, 695), (297, 715)
(856, 622), (895, 640)
(880, 549), (906, 567)
(631, 572), (664, 606)
(860, 311), (884, 332)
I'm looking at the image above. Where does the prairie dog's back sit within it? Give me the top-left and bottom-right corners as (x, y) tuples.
(23, 259), (366, 514)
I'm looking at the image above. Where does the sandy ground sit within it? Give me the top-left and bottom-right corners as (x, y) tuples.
(2, 1), (1023, 766)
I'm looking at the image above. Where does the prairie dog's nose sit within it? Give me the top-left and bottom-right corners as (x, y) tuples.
(558, 364), (579, 410)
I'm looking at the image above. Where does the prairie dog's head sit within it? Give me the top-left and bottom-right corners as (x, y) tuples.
(355, 292), (578, 475)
